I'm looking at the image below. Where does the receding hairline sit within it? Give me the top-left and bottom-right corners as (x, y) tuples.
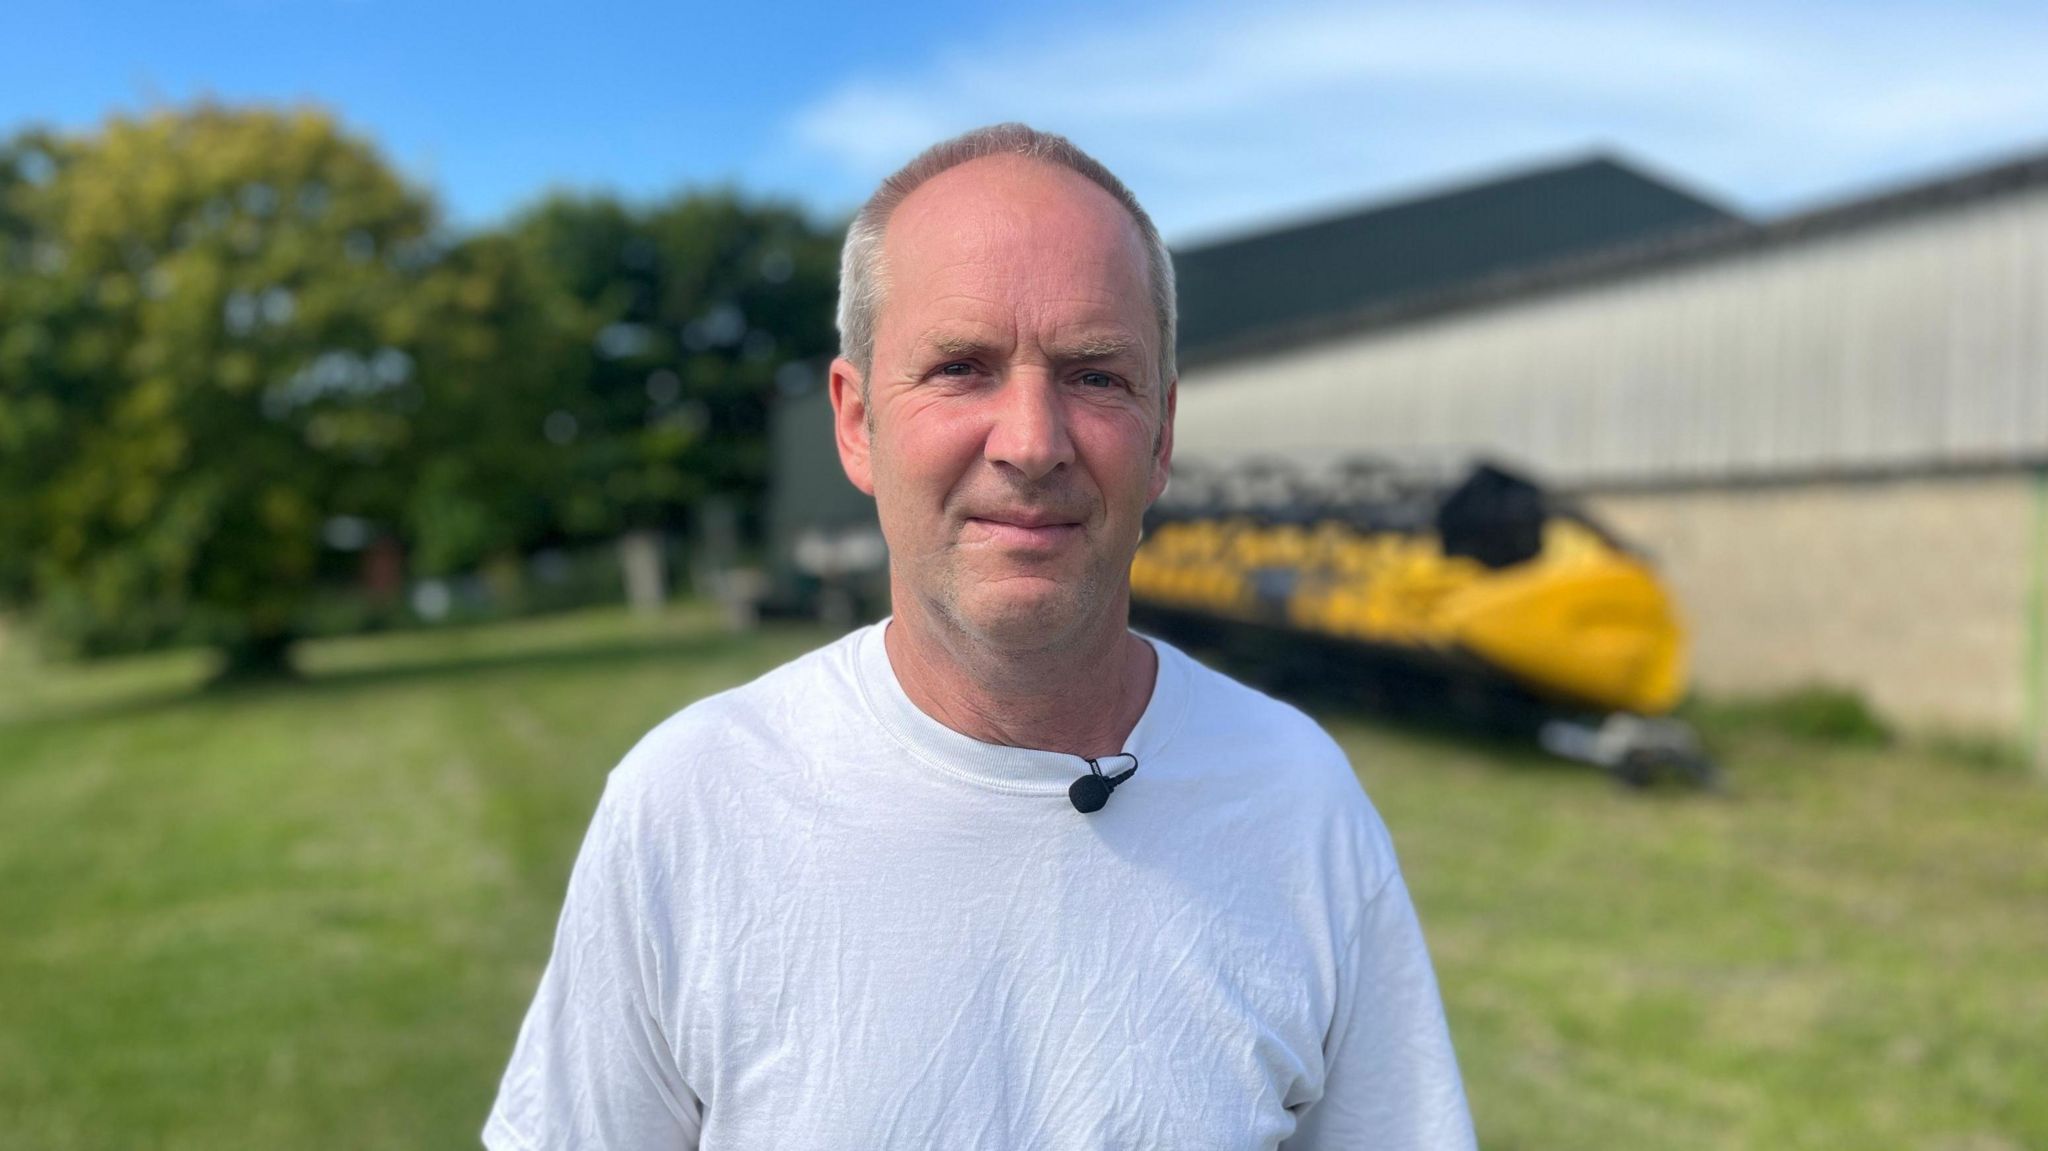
(885, 150), (1146, 233)
(876, 153), (1160, 341)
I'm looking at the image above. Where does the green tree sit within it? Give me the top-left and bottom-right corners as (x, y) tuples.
(0, 104), (845, 672)
(0, 105), (442, 674)
(401, 230), (584, 580)
(506, 190), (840, 546)
(0, 131), (62, 607)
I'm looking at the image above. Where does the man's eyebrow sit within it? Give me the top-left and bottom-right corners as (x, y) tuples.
(1050, 336), (1139, 362)
(916, 332), (998, 359)
(911, 332), (1141, 362)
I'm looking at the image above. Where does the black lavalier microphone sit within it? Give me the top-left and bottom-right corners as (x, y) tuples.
(1069, 753), (1139, 813)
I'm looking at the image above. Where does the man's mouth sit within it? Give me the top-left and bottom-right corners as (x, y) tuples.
(963, 513), (1083, 550)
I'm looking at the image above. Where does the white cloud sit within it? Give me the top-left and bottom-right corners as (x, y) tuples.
(783, 1), (2048, 239)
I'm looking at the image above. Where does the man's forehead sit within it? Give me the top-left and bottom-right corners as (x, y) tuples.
(884, 156), (1147, 274)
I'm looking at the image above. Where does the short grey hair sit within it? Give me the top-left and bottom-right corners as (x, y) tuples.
(836, 123), (1177, 397)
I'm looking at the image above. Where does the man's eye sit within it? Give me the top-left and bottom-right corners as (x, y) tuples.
(1078, 370), (1118, 389)
(937, 362), (976, 377)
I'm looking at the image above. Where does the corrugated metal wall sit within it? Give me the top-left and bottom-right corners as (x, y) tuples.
(1173, 187), (2048, 486)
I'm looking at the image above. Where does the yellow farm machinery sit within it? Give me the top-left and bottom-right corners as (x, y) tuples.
(1131, 459), (1717, 787)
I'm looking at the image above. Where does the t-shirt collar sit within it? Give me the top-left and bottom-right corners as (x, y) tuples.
(854, 618), (1188, 796)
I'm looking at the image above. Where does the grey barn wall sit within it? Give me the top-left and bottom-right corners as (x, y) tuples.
(1172, 185), (2048, 483)
(1171, 185), (2048, 741)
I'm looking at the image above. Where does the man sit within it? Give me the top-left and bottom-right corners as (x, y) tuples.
(485, 124), (1476, 1150)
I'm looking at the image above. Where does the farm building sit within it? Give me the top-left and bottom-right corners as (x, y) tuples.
(1171, 150), (2048, 753)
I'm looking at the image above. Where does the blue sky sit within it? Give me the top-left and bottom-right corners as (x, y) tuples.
(7, 0), (2048, 242)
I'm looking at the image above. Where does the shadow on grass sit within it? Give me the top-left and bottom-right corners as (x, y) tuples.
(4, 621), (827, 735)
(1183, 643), (1580, 764)
(1159, 627), (1728, 797)
(0, 681), (214, 739)
(287, 627), (767, 697)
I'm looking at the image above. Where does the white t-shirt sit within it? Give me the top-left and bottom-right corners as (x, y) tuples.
(485, 622), (1475, 1150)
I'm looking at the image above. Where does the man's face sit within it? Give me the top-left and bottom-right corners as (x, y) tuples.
(830, 155), (1175, 654)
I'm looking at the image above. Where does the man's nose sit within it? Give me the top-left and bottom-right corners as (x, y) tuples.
(984, 371), (1074, 482)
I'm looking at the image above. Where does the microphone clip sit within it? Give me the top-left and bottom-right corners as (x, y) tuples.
(1069, 753), (1139, 814)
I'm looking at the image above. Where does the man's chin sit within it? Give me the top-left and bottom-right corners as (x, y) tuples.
(950, 583), (1096, 651)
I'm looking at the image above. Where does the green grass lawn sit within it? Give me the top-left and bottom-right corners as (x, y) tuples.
(2, 608), (2044, 1149)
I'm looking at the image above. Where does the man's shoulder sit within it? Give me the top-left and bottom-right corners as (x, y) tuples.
(1152, 639), (1405, 897)
(1155, 637), (1353, 773)
(604, 624), (873, 800)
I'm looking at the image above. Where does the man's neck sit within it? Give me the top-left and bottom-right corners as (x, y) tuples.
(883, 604), (1157, 759)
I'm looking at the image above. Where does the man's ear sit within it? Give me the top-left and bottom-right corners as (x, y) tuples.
(828, 356), (876, 496)
(1147, 376), (1177, 505)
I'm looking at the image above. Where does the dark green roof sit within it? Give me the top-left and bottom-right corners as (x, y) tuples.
(1172, 154), (1744, 365)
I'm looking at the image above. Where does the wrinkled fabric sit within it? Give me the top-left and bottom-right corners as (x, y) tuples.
(485, 623), (1475, 1150)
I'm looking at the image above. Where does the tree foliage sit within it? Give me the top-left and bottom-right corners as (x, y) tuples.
(0, 103), (843, 672)
(506, 189), (840, 541)
(0, 106), (450, 667)
(399, 229), (582, 578)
